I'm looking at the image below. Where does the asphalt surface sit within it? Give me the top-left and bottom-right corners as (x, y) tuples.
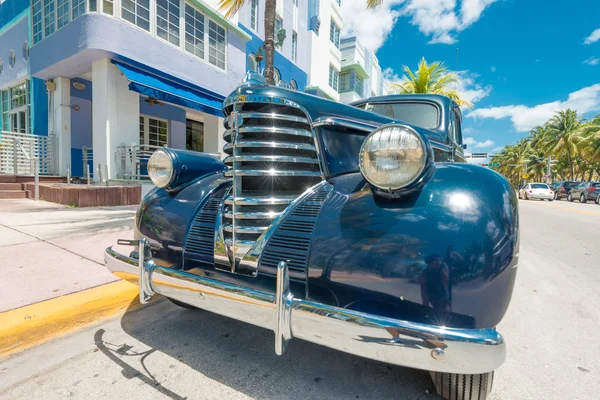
(1, 198), (599, 400)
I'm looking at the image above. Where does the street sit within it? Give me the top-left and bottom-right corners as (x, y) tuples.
(1, 199), (599, 400)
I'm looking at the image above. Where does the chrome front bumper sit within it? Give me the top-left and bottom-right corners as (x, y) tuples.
(104, 239), (506, 374)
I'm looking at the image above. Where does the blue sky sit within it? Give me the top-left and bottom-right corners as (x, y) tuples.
(341, 0), (600, 155)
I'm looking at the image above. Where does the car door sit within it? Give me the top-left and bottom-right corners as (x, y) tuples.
(572, 183), (585, 198)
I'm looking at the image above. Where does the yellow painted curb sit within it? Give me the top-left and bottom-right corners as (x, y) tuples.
(0, 280), (147, 357)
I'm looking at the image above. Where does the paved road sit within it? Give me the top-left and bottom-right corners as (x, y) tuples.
(1, 199), (599, 399)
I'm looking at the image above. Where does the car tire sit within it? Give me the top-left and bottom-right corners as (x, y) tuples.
(430, 371), (494, 400)
(548, 199), (553, 202)
(596, 195), (600, 204)
(568, 194), (573, 202)
(580, 194), (587, 204)
(554, 193), (559, 200)
(167, 297), (201, 310)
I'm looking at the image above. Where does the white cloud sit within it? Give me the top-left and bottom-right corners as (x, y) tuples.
(475, 139), (495, 148)
(584, 57), (600, 66)
(492, 146), (505, 153)
(340, 1), (404, 52)
(584, 28), (600, 45)
(340, 0), (499, 52)
(467, 83), (600, 132)
(400, 0), (498, 44)
(464, 137), (494, 148)
(462, 127), (476, 134)
(490, 66), (496, 72)
(455, 71), (492, 104)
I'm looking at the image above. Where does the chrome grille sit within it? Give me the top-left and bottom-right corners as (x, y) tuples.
(216, 101), (322, 275)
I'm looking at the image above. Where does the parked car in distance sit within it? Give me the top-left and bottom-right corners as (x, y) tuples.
(550, 181), (579, 200)
(519, 183), (554, 201)
(567, 182), (600, 203)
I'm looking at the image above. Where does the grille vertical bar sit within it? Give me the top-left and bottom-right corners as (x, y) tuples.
(218, 102), (323, 275)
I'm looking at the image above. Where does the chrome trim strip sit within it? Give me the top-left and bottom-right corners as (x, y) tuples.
(105, 247), (506, 374)
(223, 141), (317, 152)
(240, 126), (313, 138)
(224, 170), (322, 177)
(224, 195), (296, 205)
(312, 116), (380, 132)
(223, 155), (319, 165)
(223, 224), (269, 234)
(240, 112), (310, 124)
(224, 211), (281, 220)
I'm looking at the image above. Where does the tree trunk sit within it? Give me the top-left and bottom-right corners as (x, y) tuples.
(263, 0), (277, 85)
(567, 153), (574, 180)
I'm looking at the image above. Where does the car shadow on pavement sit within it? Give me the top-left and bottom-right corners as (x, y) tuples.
(95, 298), (439, 400)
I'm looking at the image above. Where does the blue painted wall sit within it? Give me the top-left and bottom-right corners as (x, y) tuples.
(31, 77), (48, 136)
(70, 78), (93, 176)
(0, 0), (29, 29)
(239, 24), (308, 91)
(29, 13), (247, 99)
(140, 98), (187, 150)
(0, 15), (29, 89)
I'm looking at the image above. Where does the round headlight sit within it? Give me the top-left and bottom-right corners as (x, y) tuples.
(359, 124), (427, 191)
(148, 149), (174, 188)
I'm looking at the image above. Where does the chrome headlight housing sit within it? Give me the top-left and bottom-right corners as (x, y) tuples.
(148, 149), (175, 188)
(359, 124), (433, 194)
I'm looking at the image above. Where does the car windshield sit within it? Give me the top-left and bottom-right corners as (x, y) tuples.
(564, 182), (579, 188)
(531, 184), (549, 189)
(365, 102), (439, 129)
(591, 183), (600, 188)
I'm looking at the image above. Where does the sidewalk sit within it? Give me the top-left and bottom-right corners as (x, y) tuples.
(0, 199), (137, 312)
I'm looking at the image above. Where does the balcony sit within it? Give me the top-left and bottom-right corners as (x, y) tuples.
(340, 39), (369, 80)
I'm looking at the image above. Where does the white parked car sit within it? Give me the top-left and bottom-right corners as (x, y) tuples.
(518, 183), (554, 201)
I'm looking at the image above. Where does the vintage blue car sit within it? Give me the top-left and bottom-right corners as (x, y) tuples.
(105, 73), (518, 400)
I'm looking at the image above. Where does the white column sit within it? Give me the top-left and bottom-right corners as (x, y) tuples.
(203, 114), (226, 159)
(51, 77), (71, 176)
(92, 58), (140, 180)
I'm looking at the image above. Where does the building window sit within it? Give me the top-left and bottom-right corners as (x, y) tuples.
(57, 0), (70, 29)
(157, 0), (180, 46)
(32, 1), (43, 43)
(291, 31), (297, 62)
(184, 3), (227, 70)
(186, 119), (204, 151)
(72, 0), (86, 19)
(185, 4), (205, 59)
(330, 19), (340, 49)
(208, 19), (226, 69)
(328, 65), (339, 91)
(274, 15), (282, 38)
(43, 0), (56, 37)
(8, 51), (16, 68)
(336, 0), (341, 6)
(103, 0), (114, 15)
(250, 0), (258, 31)
(354, 76), (364, 97)
(1, 81), (31, 134)
(139, 115), (168, 147)
(339, 71), (350, 92)
(122, 0), (151, 31)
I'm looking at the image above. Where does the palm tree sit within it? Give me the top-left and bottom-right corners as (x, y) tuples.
(388, 57), (473, 108)
(540, 109), (584, 180)
(218, 0), (383, 85)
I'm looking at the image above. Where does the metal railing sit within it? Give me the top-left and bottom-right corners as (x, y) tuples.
(0, 131), (54, 175)
(116, 144), (165, 180)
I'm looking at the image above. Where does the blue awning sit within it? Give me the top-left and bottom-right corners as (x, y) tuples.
(112, 61), (224, 117)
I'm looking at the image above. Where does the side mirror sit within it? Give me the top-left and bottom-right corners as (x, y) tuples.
(462, 144), (468, 150)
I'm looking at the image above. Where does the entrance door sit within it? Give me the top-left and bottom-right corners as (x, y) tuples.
(186, 119), (204, 151)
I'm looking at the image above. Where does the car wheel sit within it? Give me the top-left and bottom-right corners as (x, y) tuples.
(430, 371), (494, 400)
(568, 194), (573, 202)
(548, 199), (553, 202)
(167, 297), (201, 310)
(580, 194), (587, 204)
(596, 195), (600, 204)
(554, 193), (559, 200)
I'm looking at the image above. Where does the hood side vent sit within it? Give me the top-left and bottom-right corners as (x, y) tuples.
(258, 187), (331, 286)
(183, 186), (229, 267)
